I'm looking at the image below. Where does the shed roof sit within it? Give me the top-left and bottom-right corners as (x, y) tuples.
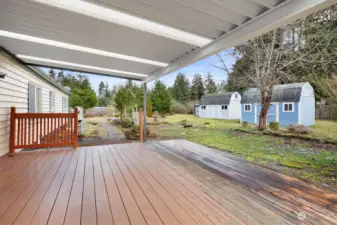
(200, 92), (234, 105)
(0, 0), (331, 82)
(271, 82), (307, 102)
(241, 82), (308, 104)
(241, 88), (261, 104)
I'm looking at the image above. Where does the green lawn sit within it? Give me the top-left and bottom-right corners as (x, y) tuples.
(149, 115), (337, 187)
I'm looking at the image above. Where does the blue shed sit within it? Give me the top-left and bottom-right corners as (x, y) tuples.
(241, 82), (315, 127)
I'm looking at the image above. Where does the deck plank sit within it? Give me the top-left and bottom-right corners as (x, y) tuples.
(145, 142), (285, 225)
(93, 146), (114, 225)
(0, 151), (49, 200)
(30, 150), (80, 225)
(118, 147), (198, 225)
(64, 147), (86, 225)
(0, 141), (335, 225)
(115, 145), (182, 225)
(47, 149), (81, 225)
(98, 146), (130, 225)
(111, 145), (164, 225)
(125, 144), (241, 225)
(104, 146), (147, 225)
(0, 151), (59, 218)
(0, 150), (67, 225)
(13, 151), (73, 225)
(81, 147), (97, 225)
(123, 144), (223, 225)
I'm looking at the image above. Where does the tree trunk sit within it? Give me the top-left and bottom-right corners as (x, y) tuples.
(258, 91), (272, 130)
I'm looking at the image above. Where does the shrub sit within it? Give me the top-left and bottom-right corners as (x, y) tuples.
(172, 101), (188, 114)
(288, 124), (314, 135)
(147, 100), (153, 117)
(121, 119), (134, 128)
(269, 122), (280, 131)
(153, 111), (161, 122)
(242, 121), (249, 128)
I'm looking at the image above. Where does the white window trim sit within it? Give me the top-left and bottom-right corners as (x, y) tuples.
(49, 91), (55, 112)
(35, 86), (42, 113)
(244, 104), (252, 112)
(283, 102), (294, 112)
(221, 105), (228, 110)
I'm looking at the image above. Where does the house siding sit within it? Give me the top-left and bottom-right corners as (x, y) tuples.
(279, 103), (299, 127)
(0, 51), (69, 156)
(241, 103), (255, 123)
(300, 97), (315, 126)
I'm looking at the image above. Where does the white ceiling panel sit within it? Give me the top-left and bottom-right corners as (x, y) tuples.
(0, 0), (334, 82)
(0, 37), (159, 75)
(0, 0), (196, 63)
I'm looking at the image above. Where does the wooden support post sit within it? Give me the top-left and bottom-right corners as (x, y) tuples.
(9, 107), (16, 157)
(139, 108), (144, 143)
(73, 108), (78, 149)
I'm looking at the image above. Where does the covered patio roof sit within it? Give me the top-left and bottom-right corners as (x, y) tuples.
(1, 0), (334, 82)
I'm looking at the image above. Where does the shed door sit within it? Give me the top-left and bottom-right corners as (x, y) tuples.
(255, 103), (278, 124)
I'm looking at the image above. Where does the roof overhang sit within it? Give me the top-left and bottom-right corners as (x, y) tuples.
(1, 0), (335, 82)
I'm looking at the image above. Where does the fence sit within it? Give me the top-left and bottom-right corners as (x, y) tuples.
(315, 105), (337, 121)
(9, 107), (78, 156)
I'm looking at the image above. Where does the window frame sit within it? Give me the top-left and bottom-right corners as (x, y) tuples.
(35, 87), (42, 113)
(244, 104), (252, 112)
(283, 102), (294, 112)
(49, 91), (55, 112)
(62, 97), (69, 112)
(221, 105), (228, 110)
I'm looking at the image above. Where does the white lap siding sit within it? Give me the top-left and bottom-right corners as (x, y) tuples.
(0, 51), (69, 156)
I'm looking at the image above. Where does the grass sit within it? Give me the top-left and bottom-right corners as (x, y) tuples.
(149, 114), (337, 187)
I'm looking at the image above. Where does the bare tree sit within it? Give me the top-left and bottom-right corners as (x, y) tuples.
(214, 6), (336, 129)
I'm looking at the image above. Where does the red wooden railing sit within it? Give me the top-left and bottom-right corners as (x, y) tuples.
(9, 107), (78, 156)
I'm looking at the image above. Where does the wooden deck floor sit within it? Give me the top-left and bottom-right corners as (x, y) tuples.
(0, 141), (336, 225)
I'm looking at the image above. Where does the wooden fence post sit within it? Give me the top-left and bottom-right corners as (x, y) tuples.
(9, 107), (16, 157)
(139, 108), (143, 143)
(73, 108), (78, 149)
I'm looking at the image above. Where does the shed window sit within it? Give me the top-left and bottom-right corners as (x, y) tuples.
(28, 83), (42, 113)
(49, 92), (55, 112)
(244, 104), (251, 112)
(283, 103), (294, 112)
(221, 105), (228, 110)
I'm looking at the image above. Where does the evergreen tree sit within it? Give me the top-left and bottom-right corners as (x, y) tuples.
(57, 71), (64, 82)
(204, 73), (217, 94)
(98, 81), (105, 97)
(49, 69), (56, 79)
(172, 73), (190, 102)
(191, 74), (205, 101)
(150, 80), (172, 114)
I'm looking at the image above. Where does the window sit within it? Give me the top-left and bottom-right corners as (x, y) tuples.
(244, 104), (252, 112)
(201, 105), (206, 110)
(49, 92), (55, 112)
(28, 83), (42, 113)
(235, 94), (238, 98)
(221, 105), (228, 110)
(62, 97), (69, 112)
(283, 103), (294, 112)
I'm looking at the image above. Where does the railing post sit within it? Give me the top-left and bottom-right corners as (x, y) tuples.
(73, 108), (78, 149)
(139, 108), (143, 143)
(9, 107), (16, 157)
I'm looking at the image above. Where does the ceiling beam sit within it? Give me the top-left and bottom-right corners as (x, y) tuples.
(144, 0), (336, 83)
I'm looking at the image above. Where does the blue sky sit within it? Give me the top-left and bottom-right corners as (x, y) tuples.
(41, 49), (236, 93)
